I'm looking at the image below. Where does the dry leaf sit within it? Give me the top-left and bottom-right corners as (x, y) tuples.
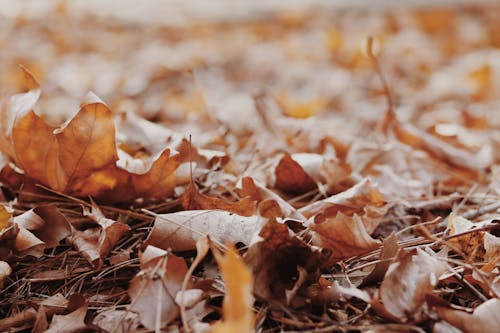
(436, 298), (500, 333)
(237, 177), (306, 221)
(181, 181), (256, 216)
(211, 245), (255, 333)
(245, 219), (327, 301)
(378, 248), (447, 321)
(309, 212), (381, 264)
(44, 299), (88, 333)
(299, 178), (387, 233)
(14, 205), (71, 248)
(0, 260), (11, 290)
(70, 203), (129, 267)
(145, 210), (264, 251)
(274, 153), (317, 194)
(93, 310), (140, 333)
(128, 246), (188, 330)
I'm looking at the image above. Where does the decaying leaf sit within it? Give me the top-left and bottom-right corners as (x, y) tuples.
(14, 205), (71, 248)
(309, 212), (381, 264)
(70, 203), (129, 267)
(145, 210), (264, 251)
(93, 310), (140, 333)
(44, 295), (88, 333)
(237, 176), (306, 221)
(273, 152), (353, 195)
(245, 219), (328, 301)
(378, 248), (447, 321)
(0, 260), (11, 290)
(436, 298), (500, 333)
(300, 178), (387, 233)
(128, 246), (188, 330)
(211, 245), (255, 333)
(181, 181), (256, 216)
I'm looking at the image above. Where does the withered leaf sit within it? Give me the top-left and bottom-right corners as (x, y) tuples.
(145, 210), (263, 251)
(211, 244), (255, 333)
(436, 298), (500, 333)
(245, 219), (327, 301)
(128, 246), (188, 330)
(378, 248), (446, 321)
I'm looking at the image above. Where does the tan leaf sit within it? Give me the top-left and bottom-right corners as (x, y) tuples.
(309, 212), (381, 264)
(145, 210), (263, 252)
(45, 300), (88, 333)
(0, 65), (41, 159)
(70, 203), (129, 267)
(55, 92), (118, 194)
(436, 298), (500, 333)
(299, 178), (387, 233)
(378, 248), (446, 321)
(128, 246), (187, 330)
(211, 245), (255, 333)
(93, 310), (140, 333)
(181, 182), (256, 217)
(0, 260), (11, 290)
(14, 205), (71, 248)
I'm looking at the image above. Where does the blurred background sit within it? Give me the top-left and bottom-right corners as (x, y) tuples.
(1, 0), (500, 135)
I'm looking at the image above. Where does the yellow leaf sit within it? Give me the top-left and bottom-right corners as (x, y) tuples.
(211, 245), (254, 333)
(0, 205), (11, 231)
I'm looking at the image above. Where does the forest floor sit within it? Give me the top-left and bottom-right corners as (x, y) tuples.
(0, 2), (500, 333)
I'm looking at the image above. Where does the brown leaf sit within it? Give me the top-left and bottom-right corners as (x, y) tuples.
(361, 232), (399, 286)
(309, 212), (381, 264)
(299, 178), (387, 233)
(237, 177), (306, 221)
(128, 246), (188, 330)
(274, 153), (317, 194)
(70, 203), (129, 267)
(93, 310), (140, 333)
(378, 248), (446, 321)
(44, 299), (88, 333)
(0, 65), (41, 160)
(244, 219), (327, 301)
(211, 244), (255, 333)
(181, 182), (256, 217)
(55, 92), (118, 194)
(436, 298), (500, 333)
(145, 210), (263, 251)
(14, 205), (71, 248)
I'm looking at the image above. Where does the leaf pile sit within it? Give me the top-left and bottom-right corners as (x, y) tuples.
(1, 2), (500, 332)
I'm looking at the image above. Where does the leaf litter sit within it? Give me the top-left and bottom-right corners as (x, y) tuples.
(1, 2), (500, 332)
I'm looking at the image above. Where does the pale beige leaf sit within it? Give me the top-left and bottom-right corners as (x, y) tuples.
(145, 210), (263, 251)
(379, 249), (447, 321)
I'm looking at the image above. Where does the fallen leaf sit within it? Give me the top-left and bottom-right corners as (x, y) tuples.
(0, 260), (11, 290)
(274, 153), (317, 194)
(145, 210), (263, 251)
(309, 212), (381, 264)
(361, 232), (399, 286)
(299, 178), (387, 233)
(378, 248), (447, 321)
(181, 181), (256, 216)
(44, 297), (88, 333)
(211, 244), (255, 333)
(436, 298), (500, 333)
(70, 203), (129, 267)
(14, 205), (71, 248)
(245, 219), (328, 301)
(128, 246), (188, 330)
(93, 310), (140, 333)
